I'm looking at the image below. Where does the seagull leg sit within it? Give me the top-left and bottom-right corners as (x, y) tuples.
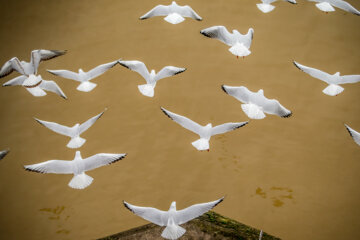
(207, 149), (209, 152)
(236, 56), (239, 59)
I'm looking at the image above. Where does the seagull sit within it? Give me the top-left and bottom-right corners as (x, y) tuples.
(0, 150), (9, 160)
(140, 1), (202, 24)
(34, 109), (106, 149)
(257, 0), (297, 13)
(0, 49), (66, 78)
(259, 230), (263, 240)
(47, 60), (119, 92)
(307, 0), (360, 15)
(118, 60), (186, 97)
(24, 151), (126, 189)
(293, 61), (360, 96)
(345, 124), (360, 146)
(161, 107), (248, 151)
(2, 74), (67, 99)
(200, 26), (254, 58)
(222, 85), (292, 119)
(123, 197), (224, 240)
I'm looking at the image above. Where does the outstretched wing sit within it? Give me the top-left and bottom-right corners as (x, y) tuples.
(221, 85), (251, 104)
(39, 80), (67, 99)
(211, 122), (248, 136)
(177, 5), (202, 20)
(293, 61), (332, 83)
(83, 153), (126, 171)
(24, 160), (73, 174)
(34, 118), (73, 137)
(329, 0), (360, 15)
(0, 57), (25, 77)
(140, 5), (170, 19)
(118, 60), (150, 83)
(47, 69), (80, 81)
(154, 66), (186, 82)
(345, 124), (360, 146)
(340, 75), (360, 84)
(261, 98), (292, 118)
(3, 75), (27, 86)
(31, 50), (67, 74)
(86, 60), (118, 81)
(79, 109), (106, 134)
(200, 26), (234, 46)
(161, 107), (203, 135)
(175, 197), (224, 225)
(123, 201), (168, 226)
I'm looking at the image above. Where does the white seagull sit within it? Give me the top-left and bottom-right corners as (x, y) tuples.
(140, 1), (202, 24)
(24, 151), (126, 189)
(0, 49), (66, 78)
(293, 61), (360, 96)
(307, 0), (360, 15)
(257, 0), (297, 13)
(123, 197), (224, 240)
(2, 74), (67, 99)
(345, 124), (360, 146)
(34, 109), (106, 149)
(200, 26), (254, 58)
(161, 107), (248, 151)
(47, 60), (119, 92)
(222, 85), (292, 119)
(118, 60), (186, 97)
(0, 150), (9, 160)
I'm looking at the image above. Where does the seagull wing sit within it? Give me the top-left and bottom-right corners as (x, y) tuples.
(200, 26), (234, 46)
(82, 153), (126, 171)
(293, 61), (332, 83)
(118, 60), (150, 83)
(39, 80), (67, 99)
(261, 98), (292, 118)
(24, 160), (73, 174)
(329, 0), (360, 15)
(0, 57), (25, 77)
(177, 5), (202, 20)
(47, 69), (80, 81)
(211, 122), (248, 136)
(85, 60), (118, 81)
(3, 75), (27, 86)
(154, 66), (186, 82)
(161, 107), (203, 135)
(345, 124), (360, 146)
(35, 118), (74, 137)
(123, 201), (169, 226)
(340, 75), (360, 84)
(140, 5), (170, 19)
(175, 197), (224, 225)
(0, 150), (9, 160)
(31, 50), (67, 74)
(79, 110), (106, 134)
(221, 85), (251, 104)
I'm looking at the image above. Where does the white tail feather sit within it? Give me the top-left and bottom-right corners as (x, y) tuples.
(241, 104), (266, 119)
(315, 2), (335, 12)
(322, 84), (344, 96)
(68, 173), (93, 189)
(256, 3), (275, 13)
(164, 13), (185, 24)
(77, 82), (97, 92)
(25, 87), (47, 97)
(138, 84), (155, 97)
(161, 224), (186, 240)
(191, 138), (209, 151)
(229, 43), (251, 57)
(67, 136), (86, 149)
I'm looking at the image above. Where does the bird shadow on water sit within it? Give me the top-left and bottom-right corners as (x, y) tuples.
(216, 135), (242, 172)
(252, 187), (295, 208)
(39, 205), (71, 235)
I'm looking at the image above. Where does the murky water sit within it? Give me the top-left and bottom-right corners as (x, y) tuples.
(0, 0), (359, 239)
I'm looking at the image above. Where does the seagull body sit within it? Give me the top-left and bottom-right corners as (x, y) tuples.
(119, 60), (186, 97)
(293, 61), (360, 96)
(345, 124), (360, 146)
(307, 0), (360, 15)
(35, 109), (105, 149)
(222, 85), (292, 119)
(0, 150), (9, 160)
(140, 1), (202, 24)
(24, 151), (126, 189)
(200, 26), (254, 58)
(161, 107), (248, 151)
(123, 197), (224, 240)
(257, 0), (297, 13)
(0, 50), (66, 78)
(2, 74), (67, 99)
(47, 60), (118, 92)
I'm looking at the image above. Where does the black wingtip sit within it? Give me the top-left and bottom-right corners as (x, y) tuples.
(160, 107), (173, 120)
(293, 61), (301, 71)
(221, 85), (228, 94)
(118, 61), (130, 69)
(123, 201), (134, 213)
(200, 30), (211, 38)
(344, 124), (354, 138)
(214, 197), (225, 207)
(24, 166), (44, 174)
(282, 111), (293, 118)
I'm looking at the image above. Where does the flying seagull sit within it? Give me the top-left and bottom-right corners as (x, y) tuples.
(47, 60), (119, 92)
(222, 85), (292, 119)
(123, 197), (224, 240)
(2, 74), (67, 99)
(0, 150), (9, 160)
(161, 107), (248, 151)
(200, 26), (254, 58)
(118, 60), (186, 97)
(293, 61), (360, 96)
(34, 109), (106, 149)
(257, 0), (297, 13)
(24, 151), (126, 189)
(345, 124), (360, 146)
(0, 49), (66, 78)
(140, 1), (202, 24)
(307, 0), (360, 15)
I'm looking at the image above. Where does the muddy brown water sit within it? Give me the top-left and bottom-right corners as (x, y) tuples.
(0, 0), (359, 239)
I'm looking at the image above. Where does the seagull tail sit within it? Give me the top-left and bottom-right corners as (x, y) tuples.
(228, 43), (251, 58)
(68, 173), (93, 189)
(25, 87), (47, 97)
(322, 84), (344, 96)
(241, 104), (266, 119)
(164, 13), (185, 24)
(192, 138), (209, 151)
(77, 82), (97, 92)
(256, 3), (275, 13)
(67, 136), (86, 149)
(315, 2), (335, 12)
(138, 84), (155, 97)
(161, 224), (186, 240)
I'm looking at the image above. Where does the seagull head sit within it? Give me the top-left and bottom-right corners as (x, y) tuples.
(258, 89), (264, 95)
(333, 72), (340, 77)
(79, 69), (85, 74)
(205, 123), (212, 129)
(75, 151), (82, 159)
(150, 70), (156, 77)
(170, 201), (177, 210)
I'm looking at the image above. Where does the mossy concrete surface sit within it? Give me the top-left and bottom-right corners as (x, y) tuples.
(98, 211), (281, 240)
